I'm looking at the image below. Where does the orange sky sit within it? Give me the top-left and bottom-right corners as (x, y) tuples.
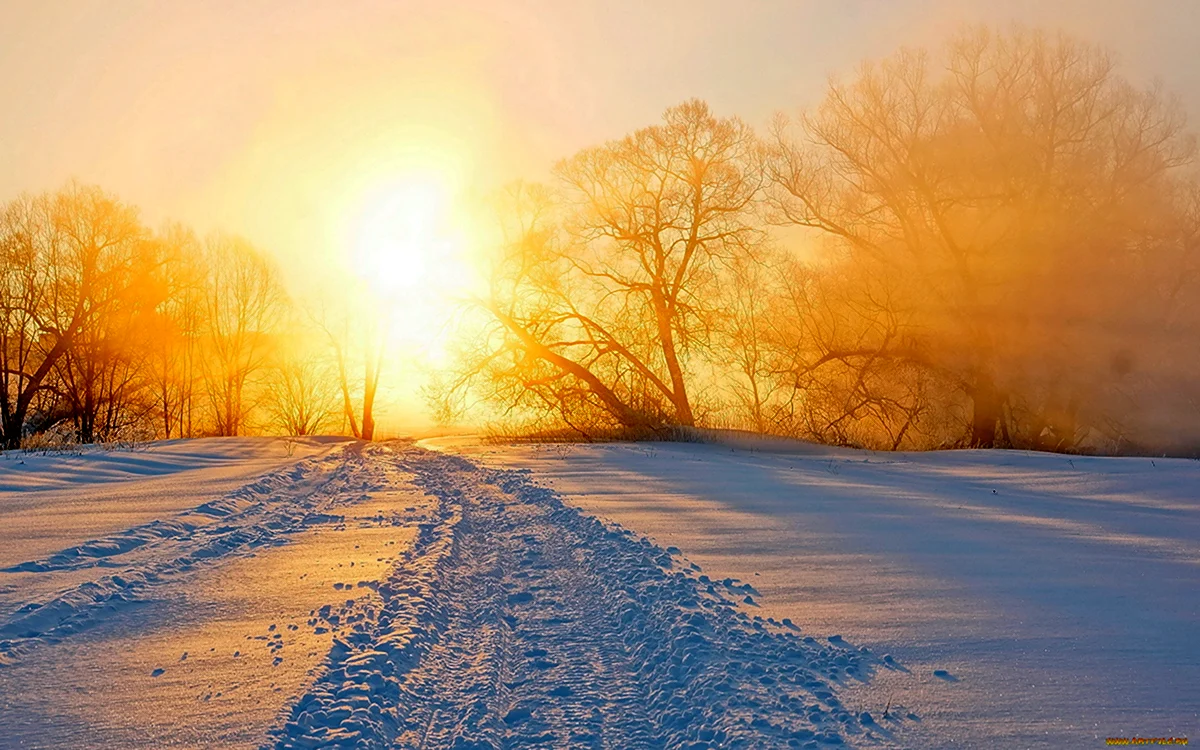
(3, 1), (1197, 229)
(2, 0), (1197, 431)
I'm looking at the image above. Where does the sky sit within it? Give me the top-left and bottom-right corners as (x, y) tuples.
(2, 0), (1198, 429)
(3, 0), (1198, 229)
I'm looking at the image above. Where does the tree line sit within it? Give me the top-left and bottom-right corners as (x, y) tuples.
(439, 27), (1200, 454)
(0, 184), (384, 449)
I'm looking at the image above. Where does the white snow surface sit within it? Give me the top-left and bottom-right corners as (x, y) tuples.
(0, 434), (1196, 748)
(0, 437), (346, 568)
(430, 434), (1200, 748)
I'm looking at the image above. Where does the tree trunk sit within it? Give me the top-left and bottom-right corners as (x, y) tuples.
(651, 292), (694, 426)
(360, 351), (380, 442)
(970, 372), (1004, 448)
(488, 303), (651, 431)
(1, 412), (22, 450)
(334, 349), (360, 438)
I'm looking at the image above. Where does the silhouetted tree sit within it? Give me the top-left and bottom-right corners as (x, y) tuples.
(0, 184), (147, 447)
(444, 101), (765, 433)
(768, 26), (1196, 448)
(200, 234), (286, 436)
(147, 224), (205, 439)
(311, 303), (385, 440)
(266, 343), (337, 437)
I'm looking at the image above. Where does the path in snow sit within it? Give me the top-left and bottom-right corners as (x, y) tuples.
(0, 437), (345, 569)
(0, 442), (429, 747)
(277, 446), (900, 749)
(0, 442), (366, 662)
(1, 441), (902, 749)
(431, 437), (1200, 749)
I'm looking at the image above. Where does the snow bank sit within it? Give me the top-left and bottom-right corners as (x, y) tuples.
(444, 438), (1200, 748)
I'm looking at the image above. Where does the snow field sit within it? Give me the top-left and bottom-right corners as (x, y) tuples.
(276, 447), (902, 749)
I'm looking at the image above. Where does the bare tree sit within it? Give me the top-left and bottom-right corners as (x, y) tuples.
(444, 101), (765, 434)
(310, 302), (385, 440)
(715, 249), (789, 433)
(147, 224), (205, 439)
(200, 234), (286, 436)
(768, 26), (1196, 448)
(266, 346), (336, 436)
(0, 184), (146, 448)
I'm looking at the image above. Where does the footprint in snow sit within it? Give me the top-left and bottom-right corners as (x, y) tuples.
(504, 707), (531, 725)
(933, 668), (958, 681)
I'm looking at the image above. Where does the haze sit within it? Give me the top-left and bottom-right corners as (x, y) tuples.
(3, 7), (1200, 747)
(2, 0), (1198, 443)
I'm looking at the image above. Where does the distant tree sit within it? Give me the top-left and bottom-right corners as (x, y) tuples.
(762, 258), (961, 449)
(0, 184), (147, 448)
(147, 224), (206, 439)
(310, 302), (385, 440)
(358, 324), (385, 441)
(768, 26), (1197, 448)
(266, 345), (337, 437)
(200, 234), (286, 436)
(444, 101), (765, 433)
(715, 249), (788, 433)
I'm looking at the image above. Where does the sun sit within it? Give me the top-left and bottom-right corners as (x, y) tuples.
(350, 174), (458, 295)
(343, 170), (478, 360)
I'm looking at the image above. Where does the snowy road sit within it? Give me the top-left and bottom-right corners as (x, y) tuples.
(5, 435), (1195, 748)
(438, 437), (1200, 749)
(0, 439), (424, 746)
(274, 447), (889, 748)
(0, 441), (897, 749)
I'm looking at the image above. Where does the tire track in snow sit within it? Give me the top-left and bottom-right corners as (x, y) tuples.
(274, 446), (901, 749)
(394, 462), (659, 750)
(271, 452), (463, 749)
(0, 443), (387, 665)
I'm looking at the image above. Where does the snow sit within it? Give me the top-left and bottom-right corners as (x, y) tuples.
(1, 434), (1197, 748)
(0, 439), (425, 747)
(431, 435), (1200, 748)
(0, 437), (346, 568)
(275, 447), (888, 748)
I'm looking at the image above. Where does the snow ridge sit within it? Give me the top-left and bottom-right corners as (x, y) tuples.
(272, 446), (894, 749)
(3, 461), (313, 574)
(271, 455), (462, 749)
(0, 445), (371, 664)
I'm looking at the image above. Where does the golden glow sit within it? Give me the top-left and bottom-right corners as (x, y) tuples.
(178, 61), (495, 413)
(350, 173), (458, 295)
(340, 169), (478, 363)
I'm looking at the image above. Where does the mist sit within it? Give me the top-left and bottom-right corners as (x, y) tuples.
(2, 6), (1198, 453)
(441, 26), (1200, 455)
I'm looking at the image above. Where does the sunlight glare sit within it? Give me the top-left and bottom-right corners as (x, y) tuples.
(352, 174), (454, 294)
(344, 170), (477, 362)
